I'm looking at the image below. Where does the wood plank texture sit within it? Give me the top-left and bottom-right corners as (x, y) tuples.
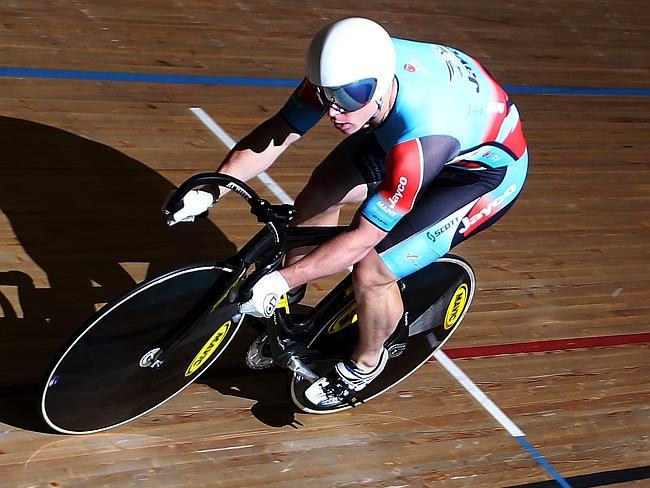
(0, 0), (648, 486)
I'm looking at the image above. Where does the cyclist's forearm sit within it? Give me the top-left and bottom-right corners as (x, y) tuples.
(280, 228), (381, 288)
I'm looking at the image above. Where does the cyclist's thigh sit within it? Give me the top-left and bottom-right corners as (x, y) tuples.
(376, 152), (528, 279)
(294, 131), (386, 221)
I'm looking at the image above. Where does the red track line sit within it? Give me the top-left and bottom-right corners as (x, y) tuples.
(441, 332), (650, 360)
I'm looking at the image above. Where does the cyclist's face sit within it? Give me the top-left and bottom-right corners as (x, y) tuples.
(328, 101), (377, 135)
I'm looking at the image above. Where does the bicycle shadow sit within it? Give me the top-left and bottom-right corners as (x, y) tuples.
(200, 324), (303, 429)
(0, 115), (237, 432)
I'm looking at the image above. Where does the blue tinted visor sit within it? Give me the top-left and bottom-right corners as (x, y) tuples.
(314, 78), (377, 112)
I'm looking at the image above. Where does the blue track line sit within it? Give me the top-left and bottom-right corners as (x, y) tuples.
(516, 436), (572, 487)
(0, 66), (297, 87)
(1, 66), (649, 96)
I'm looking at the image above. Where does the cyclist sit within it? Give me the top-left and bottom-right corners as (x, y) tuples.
(169, 17), (528, 407)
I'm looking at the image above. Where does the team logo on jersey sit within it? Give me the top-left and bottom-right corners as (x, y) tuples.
(458, 184), (518, 235)
(405, 253), (421, 268)
(435, 47), (457, 81)
(404, 63), (416, 72)
(426, 216), (461, 243)
(487, 101), (506, 114)
(389, 176), (408, 209)
(376, 200), (397, 217)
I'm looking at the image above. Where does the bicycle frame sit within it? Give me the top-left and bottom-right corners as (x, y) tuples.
(157, 173), (351, 373)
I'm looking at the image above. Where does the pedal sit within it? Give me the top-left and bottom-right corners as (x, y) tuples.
(245, 330), (316, 371)
(281, 355), (320, 383)
(252, 334), (319, 383)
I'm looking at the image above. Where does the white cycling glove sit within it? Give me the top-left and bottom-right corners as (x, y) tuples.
(166, 189), (215, 226)
(240, 271), (290, 318)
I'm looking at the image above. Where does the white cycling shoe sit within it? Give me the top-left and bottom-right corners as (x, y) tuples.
(304, 348), (388, 408)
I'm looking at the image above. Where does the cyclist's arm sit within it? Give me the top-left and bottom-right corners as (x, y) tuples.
(281, 215), (388, 288)
(216, 113), (301, 188)
(215, 78), (325, 196)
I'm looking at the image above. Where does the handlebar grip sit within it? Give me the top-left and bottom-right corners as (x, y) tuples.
(161, 189), (184, 216)
(165, 173), (258, 213)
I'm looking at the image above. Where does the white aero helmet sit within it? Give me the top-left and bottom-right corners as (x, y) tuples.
(306, 17), (396, 112)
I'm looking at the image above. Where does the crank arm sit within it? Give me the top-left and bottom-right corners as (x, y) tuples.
(281, 355), (320, 383)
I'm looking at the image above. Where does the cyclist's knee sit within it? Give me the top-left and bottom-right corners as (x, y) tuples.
(353, 251), (398, 291)
(294, 183), (340, 223)
(294, 173), (367, 224)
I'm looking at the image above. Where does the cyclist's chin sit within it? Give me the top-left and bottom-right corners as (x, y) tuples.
(333, 121), (360, 135)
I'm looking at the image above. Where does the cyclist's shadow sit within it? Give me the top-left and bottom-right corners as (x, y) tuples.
(0, 115), (237, 431)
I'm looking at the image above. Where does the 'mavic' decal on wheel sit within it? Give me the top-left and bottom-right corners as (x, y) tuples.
(185, 320), (231, 377)
(326, 302), (358, 335)
(444, 284), (468, 330)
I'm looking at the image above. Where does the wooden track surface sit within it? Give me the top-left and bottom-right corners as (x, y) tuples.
(0, 1), (649, 486)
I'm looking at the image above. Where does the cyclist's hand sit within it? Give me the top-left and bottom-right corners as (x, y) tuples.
(240, 271), (290, 318)
(166, 189), (216, 226)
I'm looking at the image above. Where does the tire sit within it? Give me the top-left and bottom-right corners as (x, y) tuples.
(291, 254), (475, 414)
(41, 264), (244, 434)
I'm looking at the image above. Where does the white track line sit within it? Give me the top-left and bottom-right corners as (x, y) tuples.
(190, 107), (294, 205)
(433, 350), (524, 436)
(196, 444), (254, 453)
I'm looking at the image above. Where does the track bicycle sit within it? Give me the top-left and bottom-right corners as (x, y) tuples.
(40, 173), (475, 434)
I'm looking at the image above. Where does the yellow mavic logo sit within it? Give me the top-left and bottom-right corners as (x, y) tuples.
(185, 321), (231, 377)
(327, 303), (358, 335)
(444, 284), (468, 330)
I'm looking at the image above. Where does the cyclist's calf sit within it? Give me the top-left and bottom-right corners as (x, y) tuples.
(350, 250), (403, 370)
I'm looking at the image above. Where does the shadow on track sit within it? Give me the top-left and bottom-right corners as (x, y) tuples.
(0, 116), (236, 431)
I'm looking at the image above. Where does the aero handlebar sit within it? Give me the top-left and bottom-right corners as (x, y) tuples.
(163, 172), (292, 301)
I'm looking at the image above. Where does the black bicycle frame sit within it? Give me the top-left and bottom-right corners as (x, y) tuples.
(155, 172), (350, 366)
